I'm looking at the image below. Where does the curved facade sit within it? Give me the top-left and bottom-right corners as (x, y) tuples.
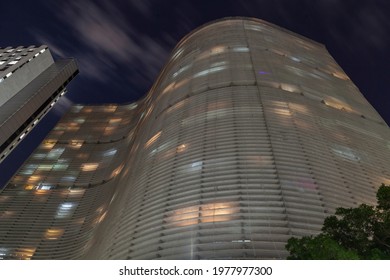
(1, 18), (390, 259)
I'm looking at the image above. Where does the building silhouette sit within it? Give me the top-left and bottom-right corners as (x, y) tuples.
(1, 18), (390, 259)
(0, 45), (78, 163)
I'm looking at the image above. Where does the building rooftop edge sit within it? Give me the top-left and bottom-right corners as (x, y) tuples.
(174, 17), (325, 51)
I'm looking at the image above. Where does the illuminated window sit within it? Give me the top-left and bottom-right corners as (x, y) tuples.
(36, 184), (54, 190)
(60, 176), (76, 182)
(109, 118), (122, 125)
(71, 106), (83, 113)
(189, 161), (202, 171)
(104, 126), (116, 135)
(177, 144), (187, 153)
(232, 46), (249, 52)
(197, 45), (227, 60)
(68, 189), (85, 197)
(332, 145), (360, 161)
(56, 202), (77, 218)
(125, 103), (138, 110)
(171, 48), (183, 61)
(32, 153), (46, 159)
(74, 118), (85, 124)
(332, 71), (348, 80)
(37, 164), (53, 171)
(15, 247), (36, 260)
(172, 64), (191, 78)
(20, 164), (37, 175)
(69, 140), (83, 149)
(166, 202), (238, 227)
(41, 140), (56, 149)
(245, 23), (267, 32)
(273, 108), (291, 116)
(0, 248), (8, 259)
(81, 163), (99, 172)
(44, 228), (64, 240)
(280, 83), (300, 93)
(46, 148), (65, 159)
(290, 56), (301, 62)
(193, 66), (226, 78)
(111, 164), (124, 177)
(162, 82), (175, 94)
(53, 163), (69, 171)
(66, 123), (80, 131)
(104, 105), (117, 112)
(210, 61), (227, 67)
(103, 148), (117, 157)
(27, 175), (41, 183)
(145, 131), (162, 148)
(24, 185), (34, 190)
(324, 97), (353, 112)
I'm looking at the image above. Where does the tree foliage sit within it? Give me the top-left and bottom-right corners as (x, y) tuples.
(286, 184), (390, 259)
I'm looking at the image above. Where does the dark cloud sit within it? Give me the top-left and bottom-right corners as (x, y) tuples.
(32, 0), (170, 88)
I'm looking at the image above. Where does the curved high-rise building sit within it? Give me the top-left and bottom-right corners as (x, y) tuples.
(1, 18), (390, 259)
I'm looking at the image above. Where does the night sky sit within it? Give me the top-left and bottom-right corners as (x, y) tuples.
(1, 0), (389, 188)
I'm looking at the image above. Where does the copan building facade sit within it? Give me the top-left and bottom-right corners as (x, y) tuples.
(1, 18), (390, 259)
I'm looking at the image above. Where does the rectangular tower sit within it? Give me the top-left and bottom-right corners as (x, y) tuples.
(0, 45), (78, 163)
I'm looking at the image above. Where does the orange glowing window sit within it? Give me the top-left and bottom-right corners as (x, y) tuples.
(68, 189), (85, 197)
(83, 107), (93, 113)
(81, 163), (99, 172)
(15, 247), (36, 260)
(111, 164), (124, 178)
(177, 144), (187, 153)
(44, 228), (64, 240)
(109, 118), (122, 125)
(24, 185), (34, 190)
(166, 202), (238, 227)
(69, 140), (83, 149)
(145, 131), (161, 148)
(104, 105), (117, 112)
(41, 140), (56, 149)
(27, 175), (41, 183)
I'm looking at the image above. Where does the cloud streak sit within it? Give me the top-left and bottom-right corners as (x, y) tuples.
(35, 0), (170, 90)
